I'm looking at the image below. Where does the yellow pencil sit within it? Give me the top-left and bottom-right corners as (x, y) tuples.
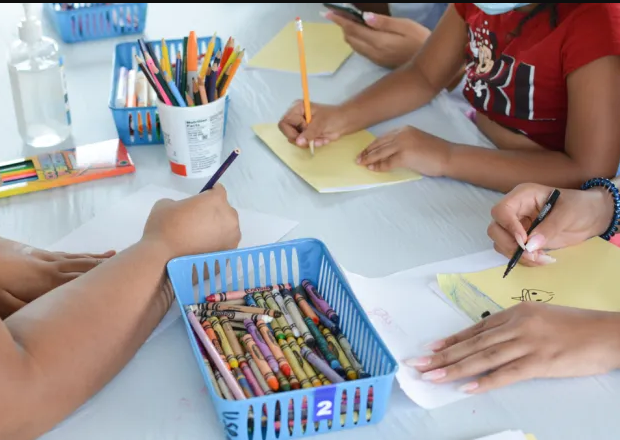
(199, 32), (217, 80)
(217, 45), (241, 87)
(161, 38), (172, 78)
(295, 17), (313, 156)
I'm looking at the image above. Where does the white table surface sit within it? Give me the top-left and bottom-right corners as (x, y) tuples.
(0, 3), (617, 440)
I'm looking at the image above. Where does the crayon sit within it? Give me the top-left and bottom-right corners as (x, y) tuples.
(193, 308), (274, 324)
(244, 319), (279, 373)
(299, 345), (344, 384)
(200, 317), (230, 370)
(321, 327), (356, 380)
(281, 289), (315, 347)
(304, 317), (344, 374)
(241, 334), (279, 391)
(219, 298), (246, 306)
(310, 302), (340, 335)
(238, 352), (267, 396)
(278, 337), (308, 389)
(186, 309), (244, 399)
(302, 280), (339, 325)
(196, 336), (222, 398)
(263, 289), (293, 338)
(275, 369), (291, 392)
(244, 294), (258, 307)
(207, 286), (274, 302)
(254, 293), (285, 340)
(273, 291), (301, 338)
(245, 351), (273, 395)
(232, 366), (254, 398)
(218, 315), (245, 362)
(290, 337), (321, 388)
(201, 302), (282, 319)
(209, 317), (238, 368)
(293, 289), (319, 324)
(336, 333), (369, 379)
(211, 359), (234, 400)
(256, 319), (292, 377)
(317, 372), (331, 386)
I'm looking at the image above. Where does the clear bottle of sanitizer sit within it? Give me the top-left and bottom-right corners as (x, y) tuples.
(7, 3), (71, 148)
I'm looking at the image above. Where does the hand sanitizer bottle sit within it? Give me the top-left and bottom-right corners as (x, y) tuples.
(7, 3), (71, 148)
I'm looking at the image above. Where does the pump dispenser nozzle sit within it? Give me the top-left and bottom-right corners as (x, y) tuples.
(18, 3), (43, 44)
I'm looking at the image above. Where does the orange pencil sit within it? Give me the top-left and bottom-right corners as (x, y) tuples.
(185, 91), (195, 107)
(219, 37), (234, 76)
(295, 17), (313, 156)
(219, 50), (243, 96)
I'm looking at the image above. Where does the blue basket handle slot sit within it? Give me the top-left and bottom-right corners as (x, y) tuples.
(312, 385), (337, 423)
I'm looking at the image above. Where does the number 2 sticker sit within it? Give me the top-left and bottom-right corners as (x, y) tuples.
(313, 385), (336, 422)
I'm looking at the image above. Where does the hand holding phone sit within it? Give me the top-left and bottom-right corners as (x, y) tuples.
(322, 3), (369, 26)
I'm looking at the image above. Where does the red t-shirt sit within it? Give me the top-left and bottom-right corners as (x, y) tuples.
(455, 3), (620, 151)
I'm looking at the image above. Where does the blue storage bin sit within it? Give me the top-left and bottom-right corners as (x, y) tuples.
(109, 36), (228, 146)
(166, 238), (398, 440)
(44, 3), (148, 43)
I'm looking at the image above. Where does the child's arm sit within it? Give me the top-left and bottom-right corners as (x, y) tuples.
(446, 56), (620, 192)
(0, 187), (240, 440)
(339, 4), (468, 134)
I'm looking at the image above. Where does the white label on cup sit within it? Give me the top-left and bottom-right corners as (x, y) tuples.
(184, 110), (224, 174)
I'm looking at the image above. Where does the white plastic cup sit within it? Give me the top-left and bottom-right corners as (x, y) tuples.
(157, 95), (229, 178)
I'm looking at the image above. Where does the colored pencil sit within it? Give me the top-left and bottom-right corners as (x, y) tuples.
(163, 71), (186, 107)
(199, 32), (217, 80)
(219, 51), (243, 97)
(175, 51), (183, 92)
(199, 149), (241, 193)
(295, 18), (314, 156)
(134, 56), (167, 104)
(186, 31), (199, 93)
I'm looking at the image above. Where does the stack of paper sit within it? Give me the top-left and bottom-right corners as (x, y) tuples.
(436, 238), (620, 323)
(246, 21), (353, 75)
(253, 123), (421, 193)
(48, 184), (299, 342)
(474, 431), (536, 440)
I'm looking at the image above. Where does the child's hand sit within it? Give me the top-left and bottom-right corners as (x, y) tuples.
(142, 184), (241, 259)
(278, 100), (347, 149)
(406, 302), (620, 393)
(356, 126), (451, 176)
(488, 183), (614, 265)
(324, 11), (430, 69)
(0, 241), (115, 317)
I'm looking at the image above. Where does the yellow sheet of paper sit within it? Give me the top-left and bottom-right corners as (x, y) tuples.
(253, 123), (422, 193)
(525, 435), (537, 440)
(455, 238), (620, 312)
(246, 21), (353, 75)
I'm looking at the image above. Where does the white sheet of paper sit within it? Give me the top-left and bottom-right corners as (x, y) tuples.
(48, 184), (299, 343)
(342, 249), (506, 409)
(474, 431), (529, 440)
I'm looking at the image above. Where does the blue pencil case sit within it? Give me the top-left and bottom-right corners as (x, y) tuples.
(166, 238), (398, 440)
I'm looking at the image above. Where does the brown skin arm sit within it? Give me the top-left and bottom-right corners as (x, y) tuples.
(0, 240), (174, 440)
(445, 55), (620, 193)
(340, 4), (468, 134)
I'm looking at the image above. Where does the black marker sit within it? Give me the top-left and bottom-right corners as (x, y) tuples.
(503, 188), (561, 278)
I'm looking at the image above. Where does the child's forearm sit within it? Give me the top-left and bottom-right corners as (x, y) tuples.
(1, 240), (174, 440)
(445, 144), (616, 193)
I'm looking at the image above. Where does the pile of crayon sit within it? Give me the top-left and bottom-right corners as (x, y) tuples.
(132, 32), (243, 109)
(52, 3), (116, 11)
(185, 280), (373, 434)
(0, 161), (37, 186)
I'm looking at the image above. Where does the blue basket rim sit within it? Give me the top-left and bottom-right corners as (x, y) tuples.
(166, 237), (400, 405)
(46, 3), (146, 14)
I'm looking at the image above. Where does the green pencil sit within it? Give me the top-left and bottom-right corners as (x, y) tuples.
(181, 36), (189, 97)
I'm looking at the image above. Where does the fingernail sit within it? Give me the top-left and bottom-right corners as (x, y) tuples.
(423, 340), (445, 351)
(296, 136), (306, 146)
(367, 165), (374, 171)
(458, 382), (479, 393)
(421, 369), (446, 381)
(356, 155), (361, 164)
(405, 357), (431, 367)
(363, 12), (376, 23)
(515, 234), (526, 250)
(525, 234), (545, 252)
(536, 253), (557, 265)
(320, 10), (333, 19)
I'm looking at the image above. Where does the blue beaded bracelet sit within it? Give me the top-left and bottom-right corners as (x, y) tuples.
(580, 177), (620, 241)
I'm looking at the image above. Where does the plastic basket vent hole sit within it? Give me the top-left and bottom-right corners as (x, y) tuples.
(191, 264), (199, 304)
(274, 400), (281, 438)
(258, 253), (267, 287)
(213, 260), (223, 293)
(261, 403), (269, 440)
(247, 406), (255, 440)
(291, 247), (299, 287)
(280, 248), (289, 286)
(269, 251), (277, 287)
(225, 259), (233, 291)
(247, 254), (255, 288)
(366, 386), (373, 422)
(340, 389), (347, 427)
(236, 255), (245, 290)
(301, 396), (308, 434)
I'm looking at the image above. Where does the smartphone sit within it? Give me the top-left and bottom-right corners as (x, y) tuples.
(322, 3), (368, 26)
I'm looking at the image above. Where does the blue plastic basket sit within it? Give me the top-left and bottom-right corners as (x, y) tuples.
(166, 239), (398, 440)
(44, 3), (148, 43)
(109, 36), (229, 146)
